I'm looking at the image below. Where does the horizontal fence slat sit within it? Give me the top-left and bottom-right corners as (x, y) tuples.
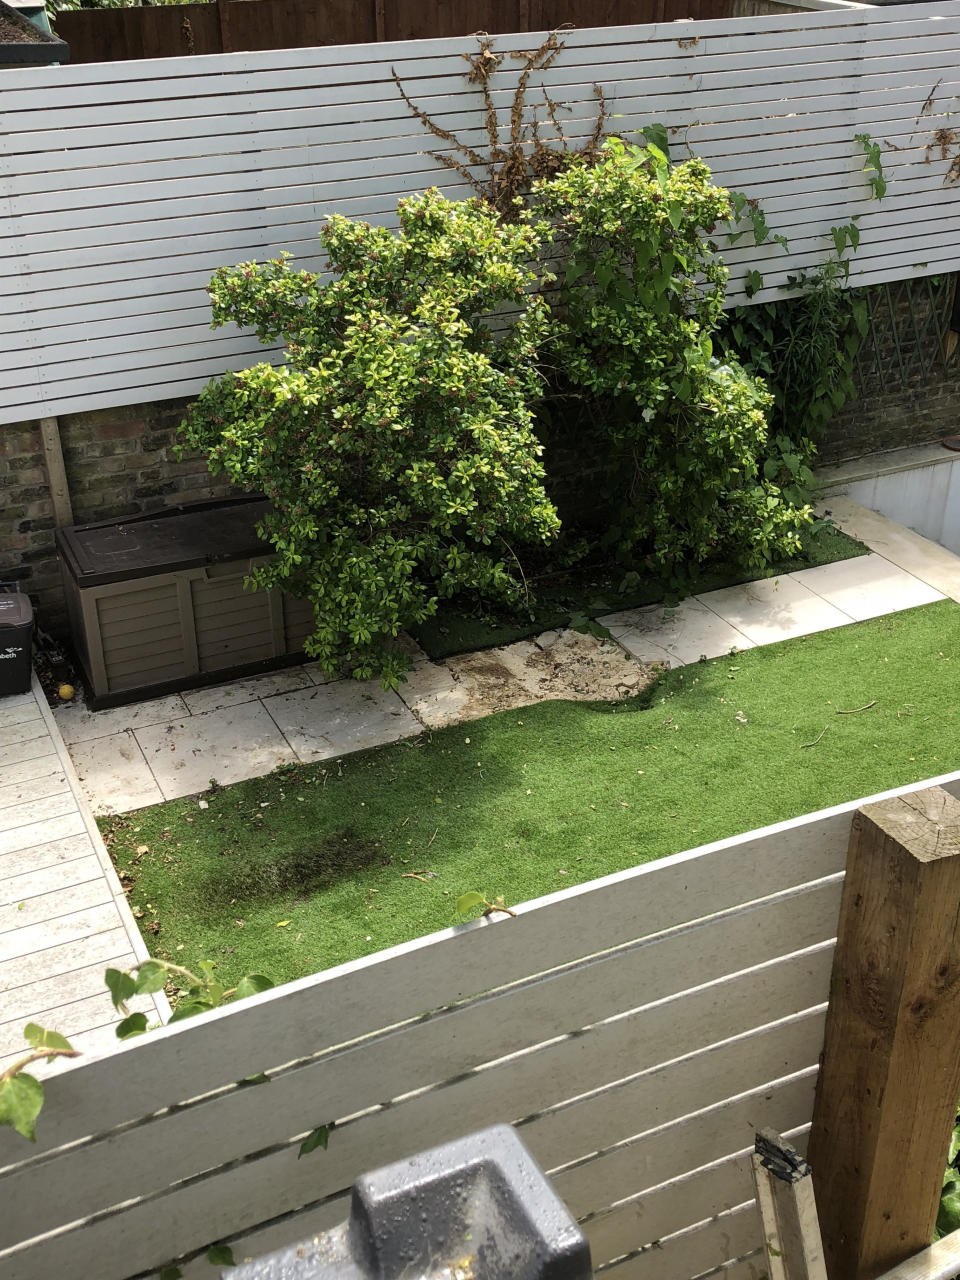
(3, 773), (960, 1280)
(600, 1202), (762, 1279)
(0, 950), (830, 1278)
(3, 3), (960, 421)
(0, 786), (865, 1161)
(0, 878), (839, 1250)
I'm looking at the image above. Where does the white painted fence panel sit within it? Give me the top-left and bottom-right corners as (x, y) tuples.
(2, 769), (960, 1280)
(3, 1), (960, 423)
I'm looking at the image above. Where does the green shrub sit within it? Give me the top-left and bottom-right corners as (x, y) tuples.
(179, 190), (560, 685)
(534, 138), (812, 580)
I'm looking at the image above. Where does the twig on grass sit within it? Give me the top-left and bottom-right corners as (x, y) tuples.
(800, 726), (829, 749)
(835, 700), (876, 715)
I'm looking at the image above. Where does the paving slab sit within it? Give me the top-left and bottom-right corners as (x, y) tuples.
(69, 730), (164, 814)
(819, 495), (960, 604)
(136, 701), (297, 799)
(395, 660), (471, 730)
(789, 553), (945, 621)
(600, 598), (754, 665)
(181, 666), (314, 715)
(696, 575), (854, 645)
(54, 692), (189, 746)
(264, 680), (421, 761)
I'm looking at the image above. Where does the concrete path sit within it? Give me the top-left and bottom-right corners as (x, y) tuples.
(53, 548), (946, 817)
(0, 678), (168, 1072)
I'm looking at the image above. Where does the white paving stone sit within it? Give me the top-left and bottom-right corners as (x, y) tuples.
(264, 680), (421, 761)
(395, 661), (472, 729)
(54, 692), (190, 745)
(181, 666), (314, 715)
(696, 575), (854, 646)
(789, 553), (944, 621)
(136, 702), (297, 799)
(600, 598), (754, 666)
(69, 730), (164, 814)
(819, 496), (960, 604)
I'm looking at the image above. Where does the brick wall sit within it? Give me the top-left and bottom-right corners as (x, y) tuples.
(1, 398), (234, 636)
(821, 276), (960, 463)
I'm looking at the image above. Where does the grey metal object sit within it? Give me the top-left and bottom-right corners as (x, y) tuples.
(0, 585), (34, 697)
(229, 1125), (592, 1280)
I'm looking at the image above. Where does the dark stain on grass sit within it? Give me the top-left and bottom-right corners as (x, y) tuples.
(198, 828), (379, 914)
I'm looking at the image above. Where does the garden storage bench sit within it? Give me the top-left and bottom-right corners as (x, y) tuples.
(56, 497), (314, 708)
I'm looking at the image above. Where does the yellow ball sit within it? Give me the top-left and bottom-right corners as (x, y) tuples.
(58, 684), (75, 702)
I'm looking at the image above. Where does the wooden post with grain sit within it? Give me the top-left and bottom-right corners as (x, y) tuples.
(752, 1128), (827, 1280)
(808, 786), (960, 1280)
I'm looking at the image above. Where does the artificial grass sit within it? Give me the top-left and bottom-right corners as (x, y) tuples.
(104, 598), (960, 992)
(411, 523), (868, 658)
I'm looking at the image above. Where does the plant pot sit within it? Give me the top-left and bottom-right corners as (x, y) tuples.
(0, 0), (68, 67)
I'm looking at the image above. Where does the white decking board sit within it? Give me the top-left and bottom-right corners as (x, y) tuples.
(0, 677), (168, 1067)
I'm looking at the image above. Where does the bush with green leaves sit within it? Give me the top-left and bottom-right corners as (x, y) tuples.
(533, 138), (812, 579)
(179, 190), (560, 686)
(718, 256), (869, 507)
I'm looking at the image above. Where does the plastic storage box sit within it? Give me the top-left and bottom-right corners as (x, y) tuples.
(56, 498), (314, 708)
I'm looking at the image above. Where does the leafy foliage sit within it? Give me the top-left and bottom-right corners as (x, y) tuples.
(855, 131), (888, 201)
(718, 255), (868, 499)
(179, 190), (560, 686)
(299, 1125), (331, 1158)
(938, 1109), (960, 1238)
(533, 138), (811, 580)
(0, 958), (277, 1144)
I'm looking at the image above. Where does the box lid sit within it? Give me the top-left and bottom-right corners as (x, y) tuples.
(55, 497), (274, 588)
(0, 590), (33, 628)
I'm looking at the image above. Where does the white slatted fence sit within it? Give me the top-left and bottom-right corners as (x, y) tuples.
(2, 1), (960, 423)
(3, 769), (960, 1280)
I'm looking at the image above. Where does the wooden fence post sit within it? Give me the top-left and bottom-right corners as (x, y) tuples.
(807, 786), (960, 1280)
(38, 416), (73, 529)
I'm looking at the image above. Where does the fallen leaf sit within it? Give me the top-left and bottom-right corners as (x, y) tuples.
(276, 920), (291, 927)
(136, 844), (149, 855)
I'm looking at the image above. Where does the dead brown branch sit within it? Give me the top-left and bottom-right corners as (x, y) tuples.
(395, 31), (608, 220)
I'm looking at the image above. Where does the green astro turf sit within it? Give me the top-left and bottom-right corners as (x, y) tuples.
(412, 523), (868, 658)
(103, 599), (960, 993)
